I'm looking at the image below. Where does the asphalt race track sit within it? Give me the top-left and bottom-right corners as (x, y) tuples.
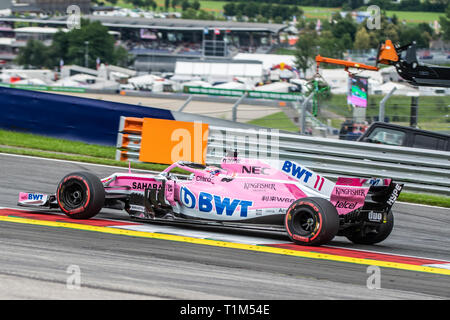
(0, 153), (449, 300)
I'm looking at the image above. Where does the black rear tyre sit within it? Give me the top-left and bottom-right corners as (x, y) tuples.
(56, 171), (105, 219)
(346, 210), (394, 245)
(285, 197), (339, 246)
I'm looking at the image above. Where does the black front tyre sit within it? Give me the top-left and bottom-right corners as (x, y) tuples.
(56, 171), (105, 219)
(285, 197), (339, 246)
(345, 210), (394, 245)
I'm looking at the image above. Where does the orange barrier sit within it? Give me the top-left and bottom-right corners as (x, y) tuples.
(117, 133), (141, 150)
(139, 118), (209, 165)
(117, 117), (209, 165)
(119, 117), (144, 134)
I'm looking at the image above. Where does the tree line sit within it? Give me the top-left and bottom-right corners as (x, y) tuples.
(218, 0), (447, 12)
(97, 0), (202, 12)
(16, 20), (131, 69)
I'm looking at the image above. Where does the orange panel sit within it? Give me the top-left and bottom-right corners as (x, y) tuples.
(378, 40), (399, 65)
(139, 118), (209, 165)
(122, 117), (143, 134)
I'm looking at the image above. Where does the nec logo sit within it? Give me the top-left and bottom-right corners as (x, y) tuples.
(241, 166), (270, 175)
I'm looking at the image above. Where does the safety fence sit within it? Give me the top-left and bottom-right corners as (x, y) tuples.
(116, 116), (450, 195)
(183, 86), (304, 101)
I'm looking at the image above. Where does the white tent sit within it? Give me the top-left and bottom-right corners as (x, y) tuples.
(181, 80), (212, 88)
(0, 68), (54, 84)
(253, 82), (295, 93)
(53, 78), (80, 87)
(213, 82), (248, 90)
(174, 60), (263, 83)
(374, 81), (418, 95)
(13, 78), (47, 85)
(127, 74), (164, 90)
(233, 53), (297, 70)
(54, 73), (119, 90)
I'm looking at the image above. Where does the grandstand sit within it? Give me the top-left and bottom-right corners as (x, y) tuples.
(0, 15), (287, 72)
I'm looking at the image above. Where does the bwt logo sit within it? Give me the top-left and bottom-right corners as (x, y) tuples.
(180, 187), (252, 217)
(28, 194), (44, 201)
(281, 160), (312, 183)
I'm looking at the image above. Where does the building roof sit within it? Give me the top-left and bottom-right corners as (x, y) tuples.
(0, 0), (11, 10)
(86, 15), (286, 33)
(10, 4), (43, 13)
(0, 15), (287, 33)
(14, 26), (67, 34)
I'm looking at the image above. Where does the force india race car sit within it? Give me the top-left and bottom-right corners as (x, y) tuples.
(18, 157), (403, 246)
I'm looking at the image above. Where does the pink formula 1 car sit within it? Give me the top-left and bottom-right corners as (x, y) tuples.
(18, 157), (403, 246)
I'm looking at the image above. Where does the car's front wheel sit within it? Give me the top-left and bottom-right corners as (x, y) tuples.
(56, 171), (105, 219)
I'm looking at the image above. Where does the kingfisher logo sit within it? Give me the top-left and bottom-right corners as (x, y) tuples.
(281, 160), (312, 183)
(180, 187), (252, 217)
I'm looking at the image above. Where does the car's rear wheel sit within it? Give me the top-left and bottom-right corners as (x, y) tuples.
(345, 210), (394, 245)
(56, 172), (105, 219)
(285, 197), (339, 246)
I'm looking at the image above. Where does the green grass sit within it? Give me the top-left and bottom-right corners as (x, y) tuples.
(0, 128), (448, 207)
(273, 48), (296, 56)
(385, 10), (445, 24)
(99, 1), (445, 24)
(0, 129), (115, 159)
(101, 0), (226, 12)
(398, 192), (450, 208)
(247, 111), (300, 132)
(197, 1), (227, 11)
(0, 129), (169, 172)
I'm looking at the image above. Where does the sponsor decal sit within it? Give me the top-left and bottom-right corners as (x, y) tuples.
(334, 200), (357, 210)
(196, 176), (212, 182)
(292, 234), (309, 242)
(368, 211), (383, 222)
(241, 166), (270, 175)
(387, 184), (403, 206)
(334, 187), (367, 197)
(180, 187), (252, 217)
(243, 182), (276, 191)
(222, 158), (241, 163)
(27, 194), (44, 201)
(261, 195), (294, 203)
(281, 161), (312, 183)
(132, 182), (162, 190)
